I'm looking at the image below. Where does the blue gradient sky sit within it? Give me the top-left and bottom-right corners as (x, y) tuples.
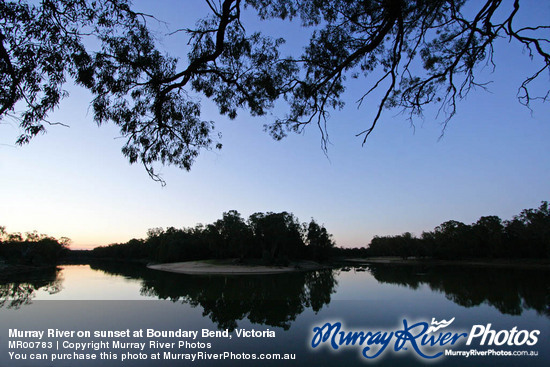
(1, 0), (549, 249)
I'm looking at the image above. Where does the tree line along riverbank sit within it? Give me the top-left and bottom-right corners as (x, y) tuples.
(2, 202), (549, 272)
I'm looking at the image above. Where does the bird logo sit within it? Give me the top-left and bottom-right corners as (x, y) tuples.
(426, 317), (456, 333)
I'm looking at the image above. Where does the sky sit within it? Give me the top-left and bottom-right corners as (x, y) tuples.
(1, 0), (549, 250)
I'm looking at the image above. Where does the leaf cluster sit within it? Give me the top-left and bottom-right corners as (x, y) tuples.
(2, 0), (548, 182)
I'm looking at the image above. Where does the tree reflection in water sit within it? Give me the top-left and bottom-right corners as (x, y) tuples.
(89, 261), (550, 329)
(366, 263), (550, 317)
(0, 268), (62, 309)
(89, 262), (337, 331)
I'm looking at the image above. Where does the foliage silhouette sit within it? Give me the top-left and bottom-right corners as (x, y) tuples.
(0, 227), (70, 266)
(363, 201), (550, 260)
(91, 210), (334, 264)
(306, 219), (335, 261)
(2, 0), (548, 182)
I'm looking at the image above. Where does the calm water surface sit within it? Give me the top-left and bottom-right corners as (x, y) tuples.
(1, 263), (548, 366)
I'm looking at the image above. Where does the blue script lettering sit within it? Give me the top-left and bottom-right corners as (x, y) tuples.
(311, 319), (468, 360)
(311, 322), (342, 349)
(394, 320), (442, 359)
(361, 330), (394, 359)
(311, 322), (393, 358)
(422, 330), (467, 346)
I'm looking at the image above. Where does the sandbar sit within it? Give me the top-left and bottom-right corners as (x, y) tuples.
(148, 260), (327, 275)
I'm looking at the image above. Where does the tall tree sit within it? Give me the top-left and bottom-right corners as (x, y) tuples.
(306, 219), (334, 260)
(248, 211), (304, 262)
(207, 210), (253, 259)
(1, 0), (548, 182)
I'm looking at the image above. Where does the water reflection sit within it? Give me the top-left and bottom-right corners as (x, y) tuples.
(366, 263), (550, 317)
(4, 261), (548, 331)
(0, 268), (62, 308)
(89, 262), (338, 330)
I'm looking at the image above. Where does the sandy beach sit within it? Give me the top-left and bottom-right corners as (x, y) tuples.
(147, 260), (327, 275)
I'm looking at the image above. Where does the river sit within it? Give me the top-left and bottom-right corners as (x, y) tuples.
(0, 263), (548, 366)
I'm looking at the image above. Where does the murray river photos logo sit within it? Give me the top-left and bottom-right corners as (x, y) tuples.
(310, 318), (540, 360)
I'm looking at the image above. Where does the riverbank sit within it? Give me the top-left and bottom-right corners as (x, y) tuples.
(0, 263), (58, 278)
(148, 259), (328, 275)
(341, 257), (550, 269)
